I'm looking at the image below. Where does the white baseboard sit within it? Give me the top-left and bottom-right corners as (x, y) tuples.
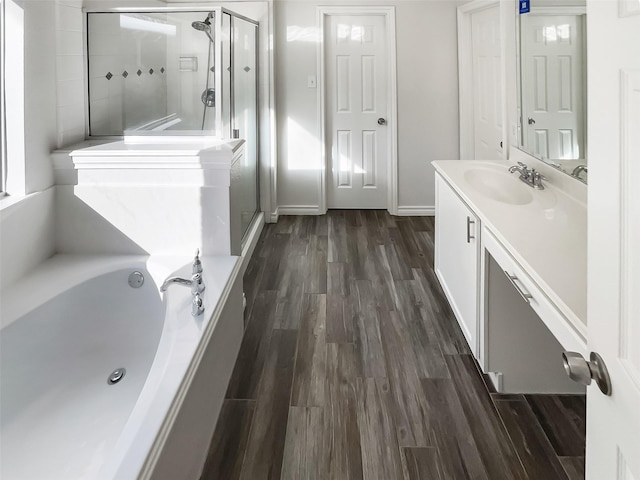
(271, 205), (434, 217)
(396, 206), (435, 216)
(277, 205), (323, 215)
(269, 207), (279, 223)
(240, 212), (265, 276)
(487, 371), (504, 393)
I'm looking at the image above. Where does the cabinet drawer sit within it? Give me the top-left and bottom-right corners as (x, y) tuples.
(482, 227), (587, 356)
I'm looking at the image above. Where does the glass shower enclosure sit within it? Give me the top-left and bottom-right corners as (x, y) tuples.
(86, 8), (259, 240)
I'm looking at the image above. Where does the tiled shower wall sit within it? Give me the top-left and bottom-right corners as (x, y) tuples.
(166, 16), (214, 131)
(87, 12), (215, 135)
(88, 13), (170, 135)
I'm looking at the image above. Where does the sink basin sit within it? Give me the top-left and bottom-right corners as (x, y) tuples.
(464, 167), (533, 205)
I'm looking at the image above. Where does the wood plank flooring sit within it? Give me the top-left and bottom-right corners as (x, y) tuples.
(201, 211), (586, 480)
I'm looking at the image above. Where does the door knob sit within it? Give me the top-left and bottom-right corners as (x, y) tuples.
(527, 117), (536, 125)
(562, 351), (612, 395)
(377, 118), (387, 126)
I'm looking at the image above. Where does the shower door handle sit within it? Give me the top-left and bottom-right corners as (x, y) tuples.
(377, 118), (387, 126)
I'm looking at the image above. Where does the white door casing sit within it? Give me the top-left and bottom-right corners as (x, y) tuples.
(586, 0), (640, 478)
(472, 4), (504, 159)
(318, 7), (398, 213)
(521, 13), (585, 161)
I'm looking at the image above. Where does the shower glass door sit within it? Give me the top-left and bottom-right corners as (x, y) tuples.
(87, 11), (217, 135)
(232, 17), (258, 238)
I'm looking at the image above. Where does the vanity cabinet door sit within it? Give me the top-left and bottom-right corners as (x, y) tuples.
(434, 173), (479, 356)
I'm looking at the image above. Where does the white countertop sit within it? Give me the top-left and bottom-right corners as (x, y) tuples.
(432, 160), (587, 340)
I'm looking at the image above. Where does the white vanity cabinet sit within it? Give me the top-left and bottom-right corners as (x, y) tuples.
(435, 173), (480, 356)
(432, 160), (588, 394)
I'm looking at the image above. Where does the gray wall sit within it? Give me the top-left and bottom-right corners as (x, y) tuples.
(274, 0), (463, 213)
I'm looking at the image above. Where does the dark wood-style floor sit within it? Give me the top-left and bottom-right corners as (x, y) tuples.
(201, 211), (586, 480)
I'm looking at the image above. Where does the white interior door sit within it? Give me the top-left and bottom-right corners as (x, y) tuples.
(586, 1), (640, 478)
(521, 14), (585, 160)
(471, 4), (503, 159)
(326, 15), (388, 209)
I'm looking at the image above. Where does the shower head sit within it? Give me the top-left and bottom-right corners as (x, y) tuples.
(191, 20), (210, 32)
(191, 17), (215, 44)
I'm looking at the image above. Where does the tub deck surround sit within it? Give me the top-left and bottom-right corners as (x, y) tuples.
(69, 138), (245, 179)
(0, 253), (243, 480)
(432, 160), (587, 351)
(71, 137), (243, 159)
(55, 138), (246, 256)
(52, 138), (243, 184)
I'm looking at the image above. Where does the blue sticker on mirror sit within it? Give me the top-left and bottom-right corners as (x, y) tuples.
(519, 0), (530, 14)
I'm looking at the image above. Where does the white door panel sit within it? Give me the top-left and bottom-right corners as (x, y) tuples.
(472, 5), (503, 159)
(521, 14), (585, 160)
(326, 15), (388, 209)
(586, 1), (640, 478)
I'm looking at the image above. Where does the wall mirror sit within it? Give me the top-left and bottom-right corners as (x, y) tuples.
(517, 4), (588, 183)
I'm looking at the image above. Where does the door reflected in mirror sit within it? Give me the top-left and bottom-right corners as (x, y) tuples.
(517, 6), (587, 182)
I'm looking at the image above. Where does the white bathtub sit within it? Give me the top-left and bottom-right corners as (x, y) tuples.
(0, 254), (243, 480)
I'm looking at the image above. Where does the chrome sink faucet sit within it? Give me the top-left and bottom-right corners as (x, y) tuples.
(571, 164), (588, 180)
(160, 249), (206, 316)
(508, 162), (545, 190)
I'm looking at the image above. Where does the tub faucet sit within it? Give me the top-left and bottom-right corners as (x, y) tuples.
(160, 273), (205, 294)
(160, 250), (206, 316)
